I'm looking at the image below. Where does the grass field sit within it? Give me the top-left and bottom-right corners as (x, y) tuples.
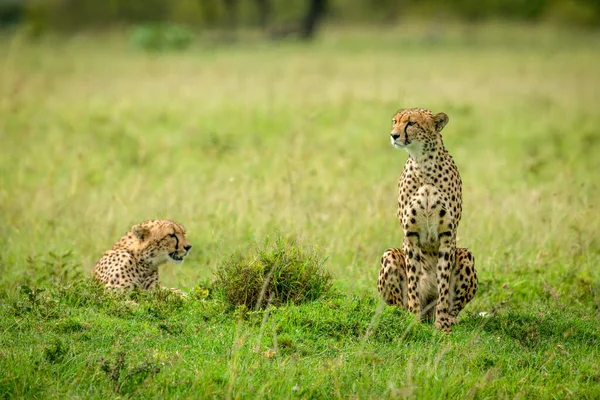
(1, 22), (600, 398)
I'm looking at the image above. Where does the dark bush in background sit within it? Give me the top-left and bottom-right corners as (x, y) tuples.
(3, 0), (599, 34)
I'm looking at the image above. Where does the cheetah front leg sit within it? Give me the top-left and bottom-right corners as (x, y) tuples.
(435, 234), (455, 332)
(402, 239), (423, 316)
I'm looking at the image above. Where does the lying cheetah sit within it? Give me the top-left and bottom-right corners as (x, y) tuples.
(378, 108), (477, 332)
(93, 219), (191, 290)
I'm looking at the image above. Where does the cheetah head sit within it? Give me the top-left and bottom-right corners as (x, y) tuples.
(131, 220), (192, 266)
(390, 108), (448, 157)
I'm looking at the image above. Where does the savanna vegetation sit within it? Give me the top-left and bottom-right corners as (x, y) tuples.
(2, 0), (600, 33)
(1, 21), (599, 398)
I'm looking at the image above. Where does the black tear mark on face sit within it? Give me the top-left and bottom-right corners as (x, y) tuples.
(168, 233), (179, 250)
(404, 121), (416, 144)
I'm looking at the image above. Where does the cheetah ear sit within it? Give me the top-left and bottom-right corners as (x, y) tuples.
(433, 112), (449, 132)
(132, 224), (150, 241)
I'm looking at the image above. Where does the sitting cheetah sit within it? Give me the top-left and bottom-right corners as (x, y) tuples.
(378, 108), (477, 332)
(93, 219), (191, 290)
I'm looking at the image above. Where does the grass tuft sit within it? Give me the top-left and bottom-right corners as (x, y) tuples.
(99, 351), (162, 394)
(43, 337), (70, 364)
(214, 235), (332, 310)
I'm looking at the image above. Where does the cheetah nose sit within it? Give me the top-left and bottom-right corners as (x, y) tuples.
(184, 244), (192, 252)
(391, 133), (400, 140)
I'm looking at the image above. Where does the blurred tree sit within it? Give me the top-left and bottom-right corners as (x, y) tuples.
(256, 0), (270, 29)
(268, 0), (328, 39)
(300, 0), (327, 39)
(220, 0), (326, 39)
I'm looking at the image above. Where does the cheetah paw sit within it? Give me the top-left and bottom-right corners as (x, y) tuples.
(435, 319), (453, 333)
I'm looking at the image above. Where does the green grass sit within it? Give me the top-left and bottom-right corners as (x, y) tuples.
(1, 22), (600, 398)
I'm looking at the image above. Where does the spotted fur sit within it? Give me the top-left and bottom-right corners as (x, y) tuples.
(377, 108), (477, 332)
(93, 219), (191, 290)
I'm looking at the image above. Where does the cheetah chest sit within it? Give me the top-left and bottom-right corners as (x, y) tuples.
(402, 184), (448, 254)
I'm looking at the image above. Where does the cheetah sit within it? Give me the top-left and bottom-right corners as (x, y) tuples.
(93, 219), (191, 290)
(377, 108), (477, 332)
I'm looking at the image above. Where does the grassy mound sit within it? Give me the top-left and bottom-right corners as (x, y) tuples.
(213, 236), (332, 310)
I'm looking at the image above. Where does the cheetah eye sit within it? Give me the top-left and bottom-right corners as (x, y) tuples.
(392, 119), (397, 125)
(168, 233), (177, 238)
(406, 121), (416, 127)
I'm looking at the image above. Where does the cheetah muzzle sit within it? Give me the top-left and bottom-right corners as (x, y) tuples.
(168, 251), (187, 264)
